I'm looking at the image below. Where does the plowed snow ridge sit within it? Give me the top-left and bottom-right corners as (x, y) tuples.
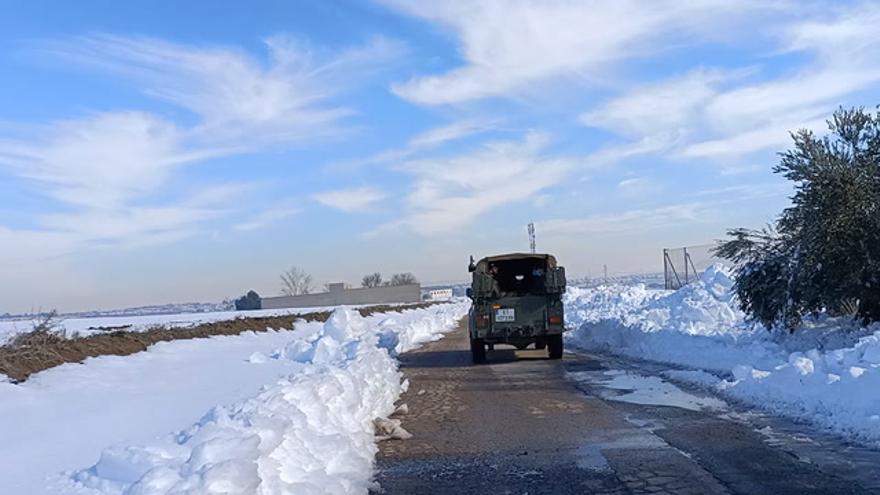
(0, 302), (468, 495)
(565, 264), (880, 445)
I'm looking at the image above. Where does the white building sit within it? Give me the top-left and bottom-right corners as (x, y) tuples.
(426, 288), (453, 301)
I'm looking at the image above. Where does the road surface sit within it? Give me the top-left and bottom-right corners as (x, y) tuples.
(375, 319), (880, 494)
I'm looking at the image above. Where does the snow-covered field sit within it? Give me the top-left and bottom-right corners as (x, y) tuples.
(0, 302), (468, 495)
(0, 305), (366, 345)
(565, 266), (880, 445)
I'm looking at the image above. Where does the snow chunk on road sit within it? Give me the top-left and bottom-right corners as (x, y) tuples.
(71, 302), (468, 494)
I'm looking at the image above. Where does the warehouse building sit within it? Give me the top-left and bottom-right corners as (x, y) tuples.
(260, 282), (420, 309)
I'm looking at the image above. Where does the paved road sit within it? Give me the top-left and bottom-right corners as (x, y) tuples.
(375, 319), (880, 494)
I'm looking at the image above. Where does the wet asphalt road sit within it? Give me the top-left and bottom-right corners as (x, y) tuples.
(375, 319), (880, 494)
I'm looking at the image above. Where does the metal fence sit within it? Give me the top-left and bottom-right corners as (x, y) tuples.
(662, 244), (728, 290)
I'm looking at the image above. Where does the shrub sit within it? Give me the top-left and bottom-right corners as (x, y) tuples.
(716, 107), (880, 330)
(234, 290), (262, 311)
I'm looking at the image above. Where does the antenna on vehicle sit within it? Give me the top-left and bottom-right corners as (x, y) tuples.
(527, 222), (536, 253)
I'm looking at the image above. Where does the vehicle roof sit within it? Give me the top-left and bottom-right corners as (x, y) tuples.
(477, 252), (557, 267)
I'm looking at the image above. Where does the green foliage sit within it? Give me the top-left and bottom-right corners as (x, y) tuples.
(716, 107), (880, 330)
(234, 290), (261, 311)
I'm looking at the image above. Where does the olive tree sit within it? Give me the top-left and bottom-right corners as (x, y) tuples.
(716, 107), (880, 330)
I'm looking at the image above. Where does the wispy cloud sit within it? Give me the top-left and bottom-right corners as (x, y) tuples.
(384, 131), (572, 235)
(42, 34), (404, 148)
(313, 186), (386, 213)
(234, 206), (301, 231)
(0, 35), (403, 261)
(0, 112), (203, 209)
(581, 2), (880, 161)
(406, 118), (497, 149)
(580, 69), (732, 147)
(616, 177), (662, 199)
(541, 202), (713, 236)
(382, 0), (777, 104)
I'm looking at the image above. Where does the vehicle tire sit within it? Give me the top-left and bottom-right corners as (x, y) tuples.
(547, 334), (563, 359)
(470, 338), (487, 364)
(534, 340), (546, 350)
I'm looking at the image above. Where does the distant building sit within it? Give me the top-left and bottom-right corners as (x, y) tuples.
(424, 288), (453, 301)
(261, 282), (421, 309)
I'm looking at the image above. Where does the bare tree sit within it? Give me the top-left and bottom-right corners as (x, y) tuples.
(362, 272), (383, 288)
(389, 272), (418, 286)
(280, 266), (314, 296)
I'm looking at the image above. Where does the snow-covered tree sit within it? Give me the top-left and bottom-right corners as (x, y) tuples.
(716, 107), (880, 330)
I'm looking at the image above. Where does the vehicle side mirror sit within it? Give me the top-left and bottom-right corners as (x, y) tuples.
(468, 255), (476, 272)
(466, 287), (473, 299)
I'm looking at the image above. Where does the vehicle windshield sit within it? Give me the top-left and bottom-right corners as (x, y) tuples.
(487, 258), (546, 296)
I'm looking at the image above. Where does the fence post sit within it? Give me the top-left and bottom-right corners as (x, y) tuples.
(663, 249), (669, 290)
(683, 247), (689, 284)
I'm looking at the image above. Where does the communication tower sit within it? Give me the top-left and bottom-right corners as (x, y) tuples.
(527, 222), (536, 253)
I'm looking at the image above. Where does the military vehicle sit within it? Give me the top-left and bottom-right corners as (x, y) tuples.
(466, 253), (566, 364)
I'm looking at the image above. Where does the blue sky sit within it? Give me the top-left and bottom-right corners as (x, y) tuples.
(2, 0), (880, 312)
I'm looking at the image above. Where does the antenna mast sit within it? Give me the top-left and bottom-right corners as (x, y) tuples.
(527, 222), (536, 253)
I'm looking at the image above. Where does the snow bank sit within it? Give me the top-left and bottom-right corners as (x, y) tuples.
(0, 306), (342, 345)
(566, 265), (774, 372)
(69, 302), (467, 494)
(566, 265), (880, 444)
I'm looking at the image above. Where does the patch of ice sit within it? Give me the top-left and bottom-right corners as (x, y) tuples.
(576, 445), (611, 472)
(573, 369), (727, 412)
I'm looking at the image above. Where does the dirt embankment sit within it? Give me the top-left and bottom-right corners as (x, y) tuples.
(0, 303), (438, 383)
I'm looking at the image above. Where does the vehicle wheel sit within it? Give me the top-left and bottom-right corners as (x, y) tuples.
(470, 338), (487, 364)
(547, 334), (563, 359)
(534, 340), (546, 350)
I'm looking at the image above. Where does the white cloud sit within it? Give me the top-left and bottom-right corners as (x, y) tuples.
(407, 118), (496, 148)
(580, 2), (880, 162)
(0, 35), (403, 265)
(382, 0), (776, 104)
(0, 112), (237, 248)
(580, 69), (731, 144)
(616, 177), (662, 199)
(44, 35), (403, 148)
(327, 117), (499, 173)
(313, 187), (386, 213)
(234, 206), (301, 231)
(680, 116), (828, 159)
(387, 132), (571, 235)
(0, 112), (195, 209)
(541, 202), (712, 236)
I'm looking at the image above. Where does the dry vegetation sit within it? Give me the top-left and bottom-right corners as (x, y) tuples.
(0, 302), (438, 383)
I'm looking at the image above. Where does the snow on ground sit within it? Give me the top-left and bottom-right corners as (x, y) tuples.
(0, 305), (365, 345)
(0, 302), (468, 495)
(565, 265), (880, 445)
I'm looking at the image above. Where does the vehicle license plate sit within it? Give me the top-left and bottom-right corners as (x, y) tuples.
(495, 308), (515, 322)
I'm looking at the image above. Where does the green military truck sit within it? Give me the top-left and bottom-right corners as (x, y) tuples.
(466, 253), (566, 364)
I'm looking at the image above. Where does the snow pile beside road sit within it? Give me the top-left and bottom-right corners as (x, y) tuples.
(723, 328), (880, 442)
(566, 265), (880, 444)
(565, 265), (771, 372)
(71, 302), (467, 494)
